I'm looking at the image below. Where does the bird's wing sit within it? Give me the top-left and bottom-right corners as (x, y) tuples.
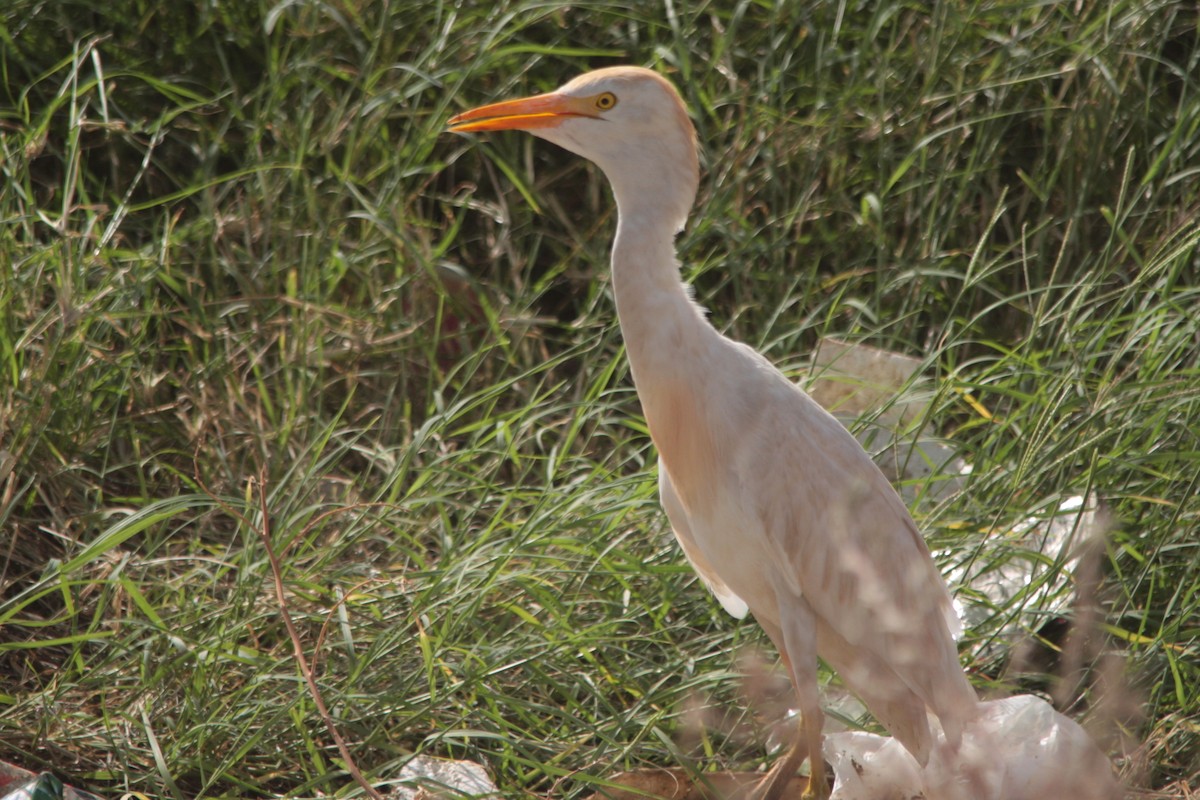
(660, 460), (750, 619)
(744, 382), (974, 725)
(745, 386), (955, 637)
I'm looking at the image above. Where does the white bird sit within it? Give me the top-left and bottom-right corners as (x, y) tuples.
(449, 66), (978, 800)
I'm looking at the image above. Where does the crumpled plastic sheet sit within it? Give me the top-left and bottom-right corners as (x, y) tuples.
(808, 338), (967, 504)
(824, 694), (1121, 800)
(945, 493), (1096, 641)
(0, 774), (63, 800)
(391, 755), (499, 800)
(0, 764), (102, 800)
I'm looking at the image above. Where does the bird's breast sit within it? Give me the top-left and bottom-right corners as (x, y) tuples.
(641, 374), (784, 620)
(640, 377), (724, 518)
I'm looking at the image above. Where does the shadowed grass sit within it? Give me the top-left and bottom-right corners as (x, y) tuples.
(2, 0), (1199, 797)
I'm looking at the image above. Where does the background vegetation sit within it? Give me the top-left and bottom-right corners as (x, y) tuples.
(2, 0), (1198, 797)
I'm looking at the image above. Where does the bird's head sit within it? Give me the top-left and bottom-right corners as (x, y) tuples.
(449, 66), (700, 232)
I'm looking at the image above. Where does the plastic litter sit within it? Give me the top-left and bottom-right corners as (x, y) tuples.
(825, 694), (1121, 800)
(391, 755), (499, 800)
(0, 764), (101, 800)
(0, 774), (63, 800)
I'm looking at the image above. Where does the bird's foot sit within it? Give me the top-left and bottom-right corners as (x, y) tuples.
(799, 777), (829, 800)
(802, 755), (830, 800)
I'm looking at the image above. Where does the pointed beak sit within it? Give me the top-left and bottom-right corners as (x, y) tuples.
(448, 91), (597, 133)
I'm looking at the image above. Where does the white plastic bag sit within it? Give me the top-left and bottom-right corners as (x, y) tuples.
(825, 695), (1121, 800)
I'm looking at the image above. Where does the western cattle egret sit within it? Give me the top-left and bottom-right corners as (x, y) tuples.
(449, 66), (978, 800)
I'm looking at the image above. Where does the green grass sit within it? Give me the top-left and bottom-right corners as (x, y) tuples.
(2, 0), (1199, 797)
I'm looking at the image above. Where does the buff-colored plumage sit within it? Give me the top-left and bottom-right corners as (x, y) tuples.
(449, 66), (978, 800)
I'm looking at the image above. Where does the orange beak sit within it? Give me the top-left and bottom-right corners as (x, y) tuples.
(448, 92), (597, 133)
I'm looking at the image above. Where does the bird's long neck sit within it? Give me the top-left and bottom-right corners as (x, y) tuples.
(610, 207), (712, 383)
(610, 197), (726, 515)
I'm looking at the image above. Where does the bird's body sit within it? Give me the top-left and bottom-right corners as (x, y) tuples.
(450, 66), (978, 798)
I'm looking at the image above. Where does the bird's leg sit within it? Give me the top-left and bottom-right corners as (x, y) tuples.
(797, 708), (826, 800)
(787, 670), (827, 800)
(773, 602), (829, 800)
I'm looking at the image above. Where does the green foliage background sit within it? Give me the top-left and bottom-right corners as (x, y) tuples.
(2, 1), (1198, 797)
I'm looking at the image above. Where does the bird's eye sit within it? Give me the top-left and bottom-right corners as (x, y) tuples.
(594, 92), (617, 111)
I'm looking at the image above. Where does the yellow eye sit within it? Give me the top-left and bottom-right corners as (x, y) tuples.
(594, 92), (617, 111)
